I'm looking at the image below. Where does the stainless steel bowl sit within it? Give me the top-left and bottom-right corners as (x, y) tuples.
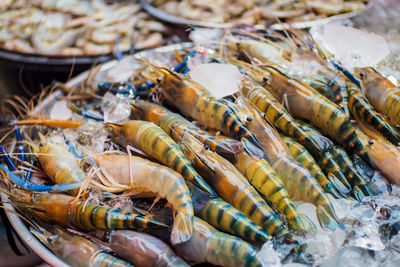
(1, 43), (193, 267)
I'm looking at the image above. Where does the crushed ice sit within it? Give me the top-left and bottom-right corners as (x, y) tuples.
(50, 100), (72, 120)
(258, 241), (281, 267)
(106, 57), (142, 82)
(189, 28), (224, 45)
(263, 194), (400, 266)
(294, 202), (321, 230)
(102, 92), (131, 123)
(189, 63), (242, 99)
(310, 24), (390, 69)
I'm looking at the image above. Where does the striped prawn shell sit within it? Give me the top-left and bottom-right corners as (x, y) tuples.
(195, 95), (259, 144)
(91, 252), (134, 267)
(157, 71), (264, 153)
(198, 197), (271, 244)
(181, 144), (286, 236)
(308, 71), (350, 117)
(69, 200), (167, 231)
(130, 104), (271, 243)
(233, 147), (316, 231)
(297, 121), (354, 197)
(330, 146), (375, 199)
(242, 81), (327, 155)
(206, 231), (261, 267)
(282, 136), (343, 199)
(131, 100), (243, 161)
(347, 81), (400, 146)
(262, 66), (366, 156)
(173, 217), (262, 267)
(112, 120), (216, 197)
(26, 193), (168, 232)
(159, 113), (243, 160)
(231, 185), (286, 235)
(354, 67), (400, 126)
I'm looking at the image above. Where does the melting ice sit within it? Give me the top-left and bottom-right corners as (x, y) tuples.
(310, 24), (390, 69)
(260, 194), (400, 266)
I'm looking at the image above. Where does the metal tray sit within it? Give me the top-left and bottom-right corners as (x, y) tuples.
(0, 42), (193, 267)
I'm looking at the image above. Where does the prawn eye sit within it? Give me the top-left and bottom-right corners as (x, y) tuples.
(368, 140), (374, 145)
(47, 237), (52, 243)
(263, 76), (269, 82)
(246, 116), (253, 122)
(156, 78), (162, 83)
(39, 142), (44, 147)
(359, 72), (365, 78)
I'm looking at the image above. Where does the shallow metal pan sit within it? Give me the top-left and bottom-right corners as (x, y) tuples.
(0, 42), (193, 267)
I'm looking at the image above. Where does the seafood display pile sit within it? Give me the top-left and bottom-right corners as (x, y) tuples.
(0, 0), (167, 56)
(1, 27), (400, 267)
(149, 0), (369, 25)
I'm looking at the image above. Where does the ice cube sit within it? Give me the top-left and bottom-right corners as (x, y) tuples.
(189, 63), (243, 99)
(305, 231), (337, 264)
(189, 28), (224, 45)
(50, 100), (72, 120)
(327, 194), (357, 219)
(257, 241), (281, 267)
(391, 184), (400, 197)
(321, 246), (375, 267)
(102, 92), (131, 123)
(349, 225), (385, 251)
(282, 264), (308, 267)
(333, 227), (346, 248)
(106, 57), (142, 82)
(295, 202), (321, 230)
(311, 24), (390, 69)
(186, 47), (215, 71)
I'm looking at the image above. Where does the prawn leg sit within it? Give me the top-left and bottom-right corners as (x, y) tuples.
(0, 164), (82, 193)
(11, 119), (84, 129)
